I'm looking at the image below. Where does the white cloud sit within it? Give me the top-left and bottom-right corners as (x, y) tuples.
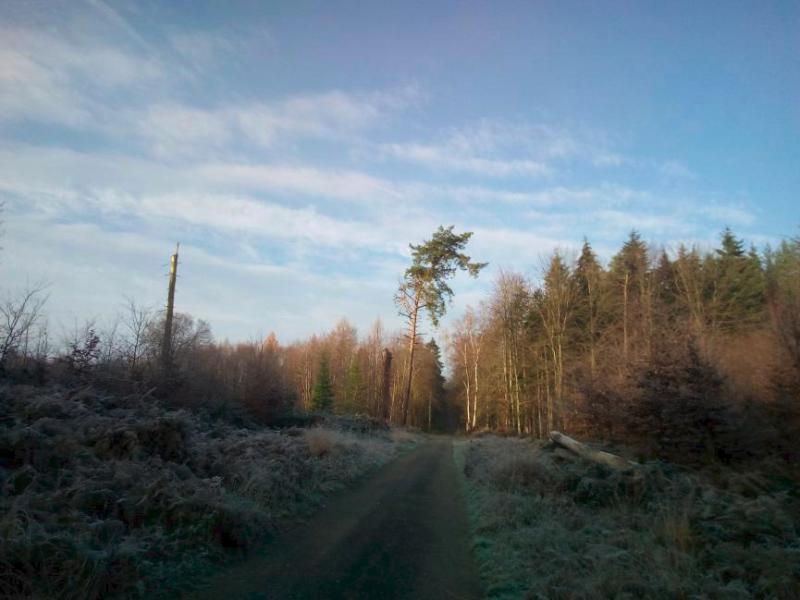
(197, 163), (404, 203)
(134, 194), (388, 249)
(137, 105), (235, 158)
(0, 26), (166, 128)
(0, 24), (418, 160)
(382, 142), (551, 177)
(132, 86), (419, 158)
(593, 152), (627, 167)
(0, 46), (91, 126)
(698, 204), (755, 226)
(378, 120), (628, 178)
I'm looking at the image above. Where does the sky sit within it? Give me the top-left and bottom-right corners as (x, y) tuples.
(1, 0), (798, 344)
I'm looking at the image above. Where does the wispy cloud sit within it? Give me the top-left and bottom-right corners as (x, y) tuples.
(377, 120), (629, 178)
(0, 3), (776, 342)
(0, 27), (165, 126)
(0, 23), (418, 160)
(381, 142), (551, 177)
(129, 87), (420, 158)
(134, 194), (389, 249)
(659, 159), (696, 180)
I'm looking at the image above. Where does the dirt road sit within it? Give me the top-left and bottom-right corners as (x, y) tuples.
(191, 438), (482, 599)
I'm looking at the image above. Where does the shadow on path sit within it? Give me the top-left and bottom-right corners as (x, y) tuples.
(191, 438), (482, 599)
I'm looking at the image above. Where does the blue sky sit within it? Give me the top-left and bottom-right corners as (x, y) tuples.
(1, 0), (798, 343)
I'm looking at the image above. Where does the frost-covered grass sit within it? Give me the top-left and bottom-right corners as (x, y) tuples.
(0, 384), (414, 599)
(456, 436), (800, 599)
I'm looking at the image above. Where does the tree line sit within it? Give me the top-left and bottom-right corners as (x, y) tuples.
(0, 227), (479, 432)
(447, 228), (800, 463)
(3, 224), (798, 455)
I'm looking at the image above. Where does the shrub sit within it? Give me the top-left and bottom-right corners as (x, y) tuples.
(0, 383), (404, 598)
(458, 436), (800, 600)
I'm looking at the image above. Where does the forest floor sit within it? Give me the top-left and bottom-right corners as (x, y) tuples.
(0, 384), (417, 599)
(191, 438), (483, 600)
(456, 436), (800, 599)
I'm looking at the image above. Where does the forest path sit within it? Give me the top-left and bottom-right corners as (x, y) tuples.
(192, 438), (483, 600)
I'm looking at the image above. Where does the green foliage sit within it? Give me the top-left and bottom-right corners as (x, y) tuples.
(610, 229), (649, 283)
(652, 250), (678, 307)
(312, 355), (334, 412)
(709, 228), (766, 331)
(573, 239), (602, 299)
(341, 359), (367, 414)
(572, 240), (613, 336)
(398, 225), (487, 327)
(633, 341), (739, 463)
(422, 338), (446, 405)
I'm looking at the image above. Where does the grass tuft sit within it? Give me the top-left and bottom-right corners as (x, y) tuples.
(457, 435), (800, 599)
(0, 383), (413, 598)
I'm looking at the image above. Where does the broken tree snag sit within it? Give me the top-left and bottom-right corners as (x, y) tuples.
(549, 431), (639, 472)
(161, 243), (179, 376)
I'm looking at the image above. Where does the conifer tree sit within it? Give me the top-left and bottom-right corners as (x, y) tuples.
(572, 239), (604, 376)
(312, 354), (334, 412)
(343, 359), (367, 414)
(412, 338), (447, 430)
(395, 226), (486, 425)
(538, 252), (575, 429)
(610, 231), (651, 359)
(711, 228), (766, 331)
(653, 250), (678, 307)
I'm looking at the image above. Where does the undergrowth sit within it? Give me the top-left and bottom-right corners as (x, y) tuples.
(456, 436), (800, 599)
(0, 384), (413, 599)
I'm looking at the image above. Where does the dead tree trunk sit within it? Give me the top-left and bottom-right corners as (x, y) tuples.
(550, 431), (639, 472)
(161, 243), (179, 376)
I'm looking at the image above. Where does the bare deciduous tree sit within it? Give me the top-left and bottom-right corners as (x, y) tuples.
(121, 299), (154, 377)
(0, 284), (49, 371)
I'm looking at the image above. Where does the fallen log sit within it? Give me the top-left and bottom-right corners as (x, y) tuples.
(550, 431), (639, 472)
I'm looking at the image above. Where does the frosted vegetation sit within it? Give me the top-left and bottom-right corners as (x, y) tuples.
(457, 436), (800, 599)
(0, 384), (415, 599)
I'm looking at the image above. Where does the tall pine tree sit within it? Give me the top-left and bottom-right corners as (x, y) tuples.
(572, 238), (605, 377)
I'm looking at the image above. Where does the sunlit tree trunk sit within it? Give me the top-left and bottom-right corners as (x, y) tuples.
(622, 272), (629, 362)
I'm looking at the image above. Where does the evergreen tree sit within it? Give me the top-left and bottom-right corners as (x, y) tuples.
(312, 354), (334, 412)
(609, 231), (652, 358)
(395, 226), (486, 424)
(420, 339), (446, 430)
(610, 230), (649, 283)
(711, 228), (766, 331)
(653, 250), (678, 307)
(572, 239), (605, 376)
(540, 253), (575, 426)
(342, 359), (367, 414)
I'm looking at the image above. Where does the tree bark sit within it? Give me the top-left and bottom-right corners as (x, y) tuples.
(401, 296), (420, 425)
(550, 431), (639, 472)
(380, 348), (392, 421)
(161, 244), (179, 376)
